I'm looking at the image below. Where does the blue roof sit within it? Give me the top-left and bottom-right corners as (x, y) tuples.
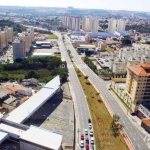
(115, 31), (130, 36)
(86, 32), (115, 39)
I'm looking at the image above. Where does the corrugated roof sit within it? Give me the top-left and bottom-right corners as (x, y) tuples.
(20, 126), (62, 150)
(4, 96), (16, 105)
(6, 76), (60, 124)
(0, 90), (9, 99)
(0, 130), (8, 144)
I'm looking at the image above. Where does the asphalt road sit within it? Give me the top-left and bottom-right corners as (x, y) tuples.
(55, 32), (94, 150)
(64, 34), (150, 150)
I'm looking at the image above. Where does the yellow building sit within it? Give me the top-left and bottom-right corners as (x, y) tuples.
(4, 26), (13, 42)
(124, 63), (150, 111)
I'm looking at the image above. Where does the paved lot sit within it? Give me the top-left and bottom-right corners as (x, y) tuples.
(23, 82), (74, 149)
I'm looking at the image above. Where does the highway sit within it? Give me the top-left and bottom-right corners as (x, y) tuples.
(55, 32), (95, 150)
(64, 34), (150, 150)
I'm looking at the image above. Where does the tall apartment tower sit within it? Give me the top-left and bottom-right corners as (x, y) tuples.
(12, 39), (25, 60)
(116, 19), (126, 31)
(19, 32), (30, 54)
(26, 30), (32, 47)
(27, 28), (34, 42)
(0, 31), (7, 48)
(108, 18), (117, 33)
(82, 17), (98, 32)
(124, 64), (150, 111)
(4, 26), (13, 42)
(63, 16), (81, 31)
(108, 18), (126, 33)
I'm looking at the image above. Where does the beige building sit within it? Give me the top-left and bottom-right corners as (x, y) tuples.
(27, 28), (34, 42)
(0, 31), (7, 49)
(124, 63), (150, 111)
(12, 39), (26, 60)
(4, 26), (13, 42)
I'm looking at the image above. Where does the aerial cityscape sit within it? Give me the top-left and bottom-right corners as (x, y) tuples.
(0, 0), (150, 150)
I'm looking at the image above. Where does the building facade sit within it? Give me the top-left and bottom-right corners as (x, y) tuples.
(12, 39), (26, 60)
(123, 64), (150, 111)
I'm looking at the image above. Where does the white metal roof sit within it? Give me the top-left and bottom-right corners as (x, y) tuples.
(20, 126), (62, 150)
(36, 41), (51, 44)
(33, 53), (52, 56)
(0, 130), (8, 144)
(6, 76), (60, 124)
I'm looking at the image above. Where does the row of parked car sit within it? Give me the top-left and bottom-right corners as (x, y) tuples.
(80, 118), (94, 150)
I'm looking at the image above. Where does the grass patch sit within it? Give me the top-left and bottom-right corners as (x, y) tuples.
(75, 67), (129, 150)
(45, 34), (58, 39)
(105, 46), (111, 52)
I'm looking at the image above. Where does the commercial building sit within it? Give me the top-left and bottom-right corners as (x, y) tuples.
(20, 126), (62, 150)
(6, 75), (60, 124)
(12, 39), (26, 60)
(82, 17), (98, 32)
(63, 16), (81, 31)
(124, 64), (150, 111)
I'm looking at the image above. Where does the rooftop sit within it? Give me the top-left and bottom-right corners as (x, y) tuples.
(128, 63), (150, 77)
(142, 118), (150, 127)
(6, 76), (60, 124)
(0, 90), (9, 99)
(20, 126), (62, 150)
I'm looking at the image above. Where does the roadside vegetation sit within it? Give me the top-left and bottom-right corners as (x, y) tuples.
(75, 68), (129, 150)
(0, 56), (68, 83)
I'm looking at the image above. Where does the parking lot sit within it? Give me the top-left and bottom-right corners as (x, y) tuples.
(23, 82), (74, 150)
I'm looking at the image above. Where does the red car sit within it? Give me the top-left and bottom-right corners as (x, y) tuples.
(86, 143), (89, 150)
(81, 134), (84, 140)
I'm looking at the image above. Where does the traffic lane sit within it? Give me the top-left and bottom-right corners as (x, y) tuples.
(67, 44), (149, 149)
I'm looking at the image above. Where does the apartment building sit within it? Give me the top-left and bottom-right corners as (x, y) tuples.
(4, 26), (13, 42)
(0, 31), (7, 49)
(63, 16), (81, 31)
(124, 64), (150, 111)
(108, 18), (126, 33)
(27, 28), (34, 42)
(12, 39), (26, 60)
(82, 17), (98, 32)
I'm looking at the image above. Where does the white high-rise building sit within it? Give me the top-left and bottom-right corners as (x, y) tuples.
(116, 19), (126, 31)
(12, 39), (26, 60)
(82, 17), (98, 32)
(63, 16), (81, 31)
(108, 18), (117, 33)
(108, 18), (126, 33)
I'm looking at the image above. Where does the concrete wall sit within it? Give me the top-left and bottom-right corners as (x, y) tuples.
(111, 78), (126, 83)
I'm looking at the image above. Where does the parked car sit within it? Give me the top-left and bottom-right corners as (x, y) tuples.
(3, 146), (10, 150)
(81, 134), (84, 140)
(80, 140), (84, 148)
(85, 129), (88, 135)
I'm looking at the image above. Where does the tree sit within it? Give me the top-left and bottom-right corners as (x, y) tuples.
(96, 92), (100, 100)
(84, 75), (89, 83)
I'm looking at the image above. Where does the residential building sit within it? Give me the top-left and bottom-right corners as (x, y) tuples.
(63, 16), (81, 31)
(108, 18), (126, 33)
(3, 26), (13, 42)
(12, 39), (26, 60)
(124, 63), (150, 111)
(27, 28), (34, 42)
(82, 17), (98, 32)
(0, 31), (7, 49)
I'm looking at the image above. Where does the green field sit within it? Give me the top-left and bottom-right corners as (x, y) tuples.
(75, 67), (129, 150)
(45, 34), (58, 39)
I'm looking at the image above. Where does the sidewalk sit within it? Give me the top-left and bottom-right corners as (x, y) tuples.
(109, 84), (149, 136)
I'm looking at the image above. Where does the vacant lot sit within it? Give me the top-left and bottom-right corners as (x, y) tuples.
(75, 68), (129, 150)
(45, 34), (58, 39)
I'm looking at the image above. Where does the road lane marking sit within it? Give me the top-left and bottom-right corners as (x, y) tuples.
(130, 132), (132, 136)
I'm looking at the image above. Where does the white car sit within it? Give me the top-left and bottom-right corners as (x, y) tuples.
(91, 137), (94, 144)
(80, 140), (84, 148)
(89, 123), (92, 129)
(90, 130), (93, 136)
(85, 129), (88, 135)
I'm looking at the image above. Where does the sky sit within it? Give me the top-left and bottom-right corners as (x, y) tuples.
(0, 0), (150, 12)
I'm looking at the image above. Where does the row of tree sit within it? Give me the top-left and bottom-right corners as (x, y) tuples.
(0, 56), (68, 83)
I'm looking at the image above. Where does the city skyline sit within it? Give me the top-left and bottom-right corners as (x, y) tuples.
(0, 0), (150, 12)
